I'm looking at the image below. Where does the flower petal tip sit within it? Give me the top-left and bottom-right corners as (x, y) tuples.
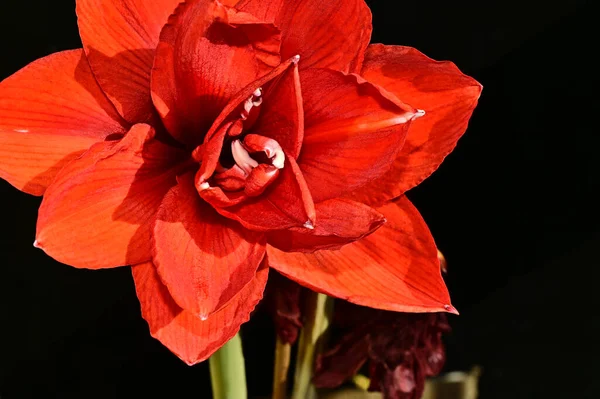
(33, 239), (40, 249)
(444, 304), (459, 315)
(303, 220), (315, 230)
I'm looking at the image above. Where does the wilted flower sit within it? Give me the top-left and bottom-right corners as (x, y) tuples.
(264, 271), (304, 345)
(314, 302), (450, 399)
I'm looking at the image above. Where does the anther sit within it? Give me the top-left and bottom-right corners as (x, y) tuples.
(241, 87), (263, 120)
(272, 150), (285, 169)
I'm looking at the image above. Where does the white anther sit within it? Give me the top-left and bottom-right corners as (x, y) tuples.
(242, 99), (254, 119)
(303, 220), (314, 230)
(292, 55), (300, 64)
(257, 139), (285, 169)
(272, 149), (285, 169)
(198, 182), (210, 190)
(241, 87), (263, 120)
(232, 140), (259, 175)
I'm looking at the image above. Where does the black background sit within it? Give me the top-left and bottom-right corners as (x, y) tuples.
(1, 0), (598, 398)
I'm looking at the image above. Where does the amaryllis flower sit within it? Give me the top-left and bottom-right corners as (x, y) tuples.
(314, 302), (450, 399)
(0, 0), (480, 364)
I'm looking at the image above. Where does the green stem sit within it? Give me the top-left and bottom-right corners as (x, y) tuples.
(291, 292), (334, 399)
(272, 338), (292, 399)
(209, 333), (247, 399)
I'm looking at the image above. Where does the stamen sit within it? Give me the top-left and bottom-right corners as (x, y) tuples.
(231, 139), (259, 174)
(241, 99), (253, 120)
(272, 149), (285, 169)
(241, 87), (263, 120)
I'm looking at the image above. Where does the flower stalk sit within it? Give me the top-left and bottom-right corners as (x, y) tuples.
(272, 338), (292, 399)
(291, 292), (334, 399)
(209, 333), (247, 399)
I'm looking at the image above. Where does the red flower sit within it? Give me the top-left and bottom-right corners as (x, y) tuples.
(314, 302), (450, 399)
(0, 0), (480, 364)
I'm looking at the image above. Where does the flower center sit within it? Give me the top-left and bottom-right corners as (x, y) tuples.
(231, 136), (285, 174)
(198, 87), (287, 200)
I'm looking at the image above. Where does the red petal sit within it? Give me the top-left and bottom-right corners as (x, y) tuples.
(244, 164), (280, 197)
(132, 260), (269, 365)
(35, 124), (188, 269)
(251, 61), (303, 158)
(151, 0), (281, 146)
(212, 154), (315, 232)
(267, 199), (385, 252)
(351, 45), (482, 206)
(77, 0), (181, 123)
(267, 197), (454, 313)
(153, 173), (266, 318)
(237, 0), (372, 73)
(298, 69), (416, 203)
(0, 50), (127, 195)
